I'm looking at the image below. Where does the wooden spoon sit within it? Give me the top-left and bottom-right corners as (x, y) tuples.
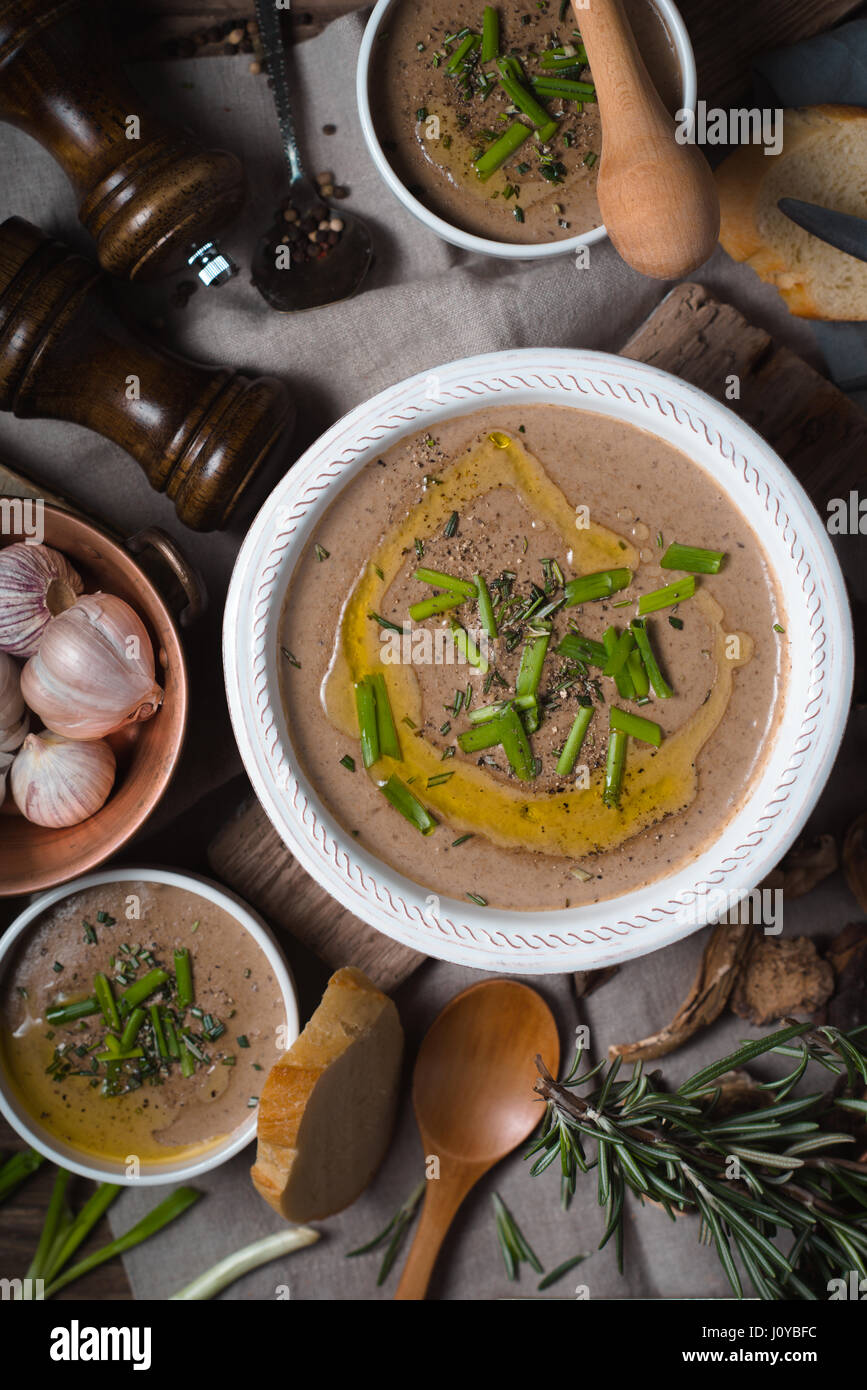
(573, 0), (719, 278)
(394, 980), (559, 1300)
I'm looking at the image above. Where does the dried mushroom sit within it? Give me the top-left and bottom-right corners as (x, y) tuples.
(762, 833), (837, 898)
(843, 812), (867, 914)
(572, 965), (619, 1000)
(729, 936), (834, 1026)
(826, 923), (867, 1033)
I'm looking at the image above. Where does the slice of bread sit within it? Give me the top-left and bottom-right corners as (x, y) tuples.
(251, 966), (404, 1222)
(716, 105), (867, 320)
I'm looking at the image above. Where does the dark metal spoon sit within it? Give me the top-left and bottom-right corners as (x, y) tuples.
(251, 0), (373, 312)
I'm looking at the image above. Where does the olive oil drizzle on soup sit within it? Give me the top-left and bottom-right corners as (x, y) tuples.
(280, 408), (786, 912)
(0, 882), (286, 1164)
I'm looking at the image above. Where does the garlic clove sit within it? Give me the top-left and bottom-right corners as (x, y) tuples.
(0, 649), (25, 732)
(0, 751), (12, 810)
(11, 730), (116, 828)
(0, 707), (29, 753)
(21, 592), (163, 741)
(0, 543), (83, 658)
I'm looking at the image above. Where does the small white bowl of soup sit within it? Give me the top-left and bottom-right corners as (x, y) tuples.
(0, 869), (298, 1186)
(223, 349), (853, 975)
(357, 0), (696, 259)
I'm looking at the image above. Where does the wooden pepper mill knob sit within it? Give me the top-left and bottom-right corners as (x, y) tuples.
(0, 0), (246, 283)
(0, 217), (295, 531)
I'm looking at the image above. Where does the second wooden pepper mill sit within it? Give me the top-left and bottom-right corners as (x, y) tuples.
(0, 217), (295, 531)
(0, 0), (246, 284)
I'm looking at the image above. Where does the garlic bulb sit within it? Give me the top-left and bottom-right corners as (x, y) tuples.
(11, 731), (116, 828)
(0, 751), (12, 811)
(21, 593), (163, 740)
(0, 651), (29, 752)
(0, 543), (83, 658)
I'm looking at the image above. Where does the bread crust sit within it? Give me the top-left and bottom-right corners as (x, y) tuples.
(716, 105), (867, 320)
(251, 966), (404, 1222)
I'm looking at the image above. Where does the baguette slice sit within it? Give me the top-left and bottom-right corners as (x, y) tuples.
(251, 966), (403, 1222)
(716, 105), (867, 320)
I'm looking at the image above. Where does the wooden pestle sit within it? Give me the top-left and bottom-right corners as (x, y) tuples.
(574, 0), (719, 279)
(0, 218), (295, 531)
(0, 0), (246, 283)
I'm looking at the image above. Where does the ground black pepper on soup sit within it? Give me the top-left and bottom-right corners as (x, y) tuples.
(0, 881), (286, 1164)
(370, 0), (682, 243)
(279, 408), (787, 912)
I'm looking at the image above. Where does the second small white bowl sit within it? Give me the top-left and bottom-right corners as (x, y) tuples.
(0, 868), (299, 1187)
(356, 0), (697, 260)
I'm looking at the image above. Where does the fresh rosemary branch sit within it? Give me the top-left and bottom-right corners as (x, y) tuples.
(346, 1179), (426, 1285)
(528, 1020), (867, 1301)
(491, 1191), (542, 1280)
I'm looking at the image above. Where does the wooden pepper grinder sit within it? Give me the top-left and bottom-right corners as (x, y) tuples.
(0, 0), (245, 284)
(0, 218), (295, 530)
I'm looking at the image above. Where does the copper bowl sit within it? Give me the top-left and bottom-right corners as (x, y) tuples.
(0, 506), (196, 895)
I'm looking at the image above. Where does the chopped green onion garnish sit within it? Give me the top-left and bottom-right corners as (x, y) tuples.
(531, 76), (595, 98)
(466, 892), (488, 906)
(638, 576), (696, 615)
(660, 543), (725, 574)
(339, 754), (356, 771)
(409, 592), (464, 622)
(610, 706), (662, 747)
(602, 628), (635, 701)
(443, 510), (459, 538)
(556, 705), (593, 777)
(557, 631), (607, 667)
(498, 72), (557, 133)
(446, 32), (480, 71)
(631, 619), (672, 698)
(174, 949), (193, 1009)
(603, 727), (627, 807)
(564, 568), (632, 606)
(354, 679), (379, 767)
(119, 968), (169, 1013)
(450, 620), (489, 672)
(120, 1007), (147, 1050)
(94, 972), (121, 1032)
(516, 630), (551, 700)
(481, 4), (499, 61)
(474, 120), (532, 180)
(46, 996), (99, 1027)
(499, 705), (535, 781)
(380, 775), (438, 835)
(475, 573), (498, 638)
(601, 627), (635, 680)
(413, 567), (475, 597)
(372, 673), (401, 760)
(458, 714), (510, 752)
(627, 649), (649, 699)
(150, 1005), (169, 1061)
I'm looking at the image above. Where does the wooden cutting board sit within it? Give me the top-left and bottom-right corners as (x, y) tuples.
(207, 281), (867, 991)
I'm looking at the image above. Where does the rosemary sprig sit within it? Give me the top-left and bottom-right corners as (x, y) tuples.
(529, 1021), (867, 1300)
(346, 1179), (426, 1285)
(492, 1191), (543, 1280)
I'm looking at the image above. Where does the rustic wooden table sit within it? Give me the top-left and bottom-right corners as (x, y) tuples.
(3, 0), (864, 1304)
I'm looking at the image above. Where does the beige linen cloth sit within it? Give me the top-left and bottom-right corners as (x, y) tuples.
(0, 16), (859, 1300)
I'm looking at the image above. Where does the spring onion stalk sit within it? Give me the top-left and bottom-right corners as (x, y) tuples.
(481, 5), (499, 61)
(174, 947), (193, 1009)
(468, 694), (535, 724)
(409, 592), (464, 622)
(627, 649), (650, 699)
(119, 968), (169, 1013)
(610, 706), (662, 747)
(170, 1226), (320, 1300)
(163, 1015), (180, 1059)
(0, 1149), (44, 1205)
(602, 628), (635, 701)
(531, 76), (596, 98)
(46, 996), (99, 1026)
(556, 705), (593, 777)
(498, 73), (556, 131)
(474, 119), (532, 179)
(564, 568), (632, 606)
(413, 567), (476, 597)
(475, 573), (498, 638)
(540, 44), (588, 67)
(25, 1167), (70, 1281)
(179, 1039), (196, 1078)
(603, 727), (627, 807)
(42, 1182), (121, 1286)
(446, 32), (480, 71)
(94, 972), (121, 1032)
(601, 627), (635, 680)
(458, 715), (509, 752)
(638, 576), (696, 615)
(450, 620), (489, 672)
(380, 775), (438, 834)
(354, 679), (379, 767)
(150, 1004), (169, 1060)
(500, 705), (535, 781)
(557, 631), (607, 667)
(44, 1187), (202, 1298)
(120, 1007), (147, 1050)
(516, 630), (551, 699)
(660, 542), (725, 574)
(372, 673), (401, 759)
(631, 619), (673, 698)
